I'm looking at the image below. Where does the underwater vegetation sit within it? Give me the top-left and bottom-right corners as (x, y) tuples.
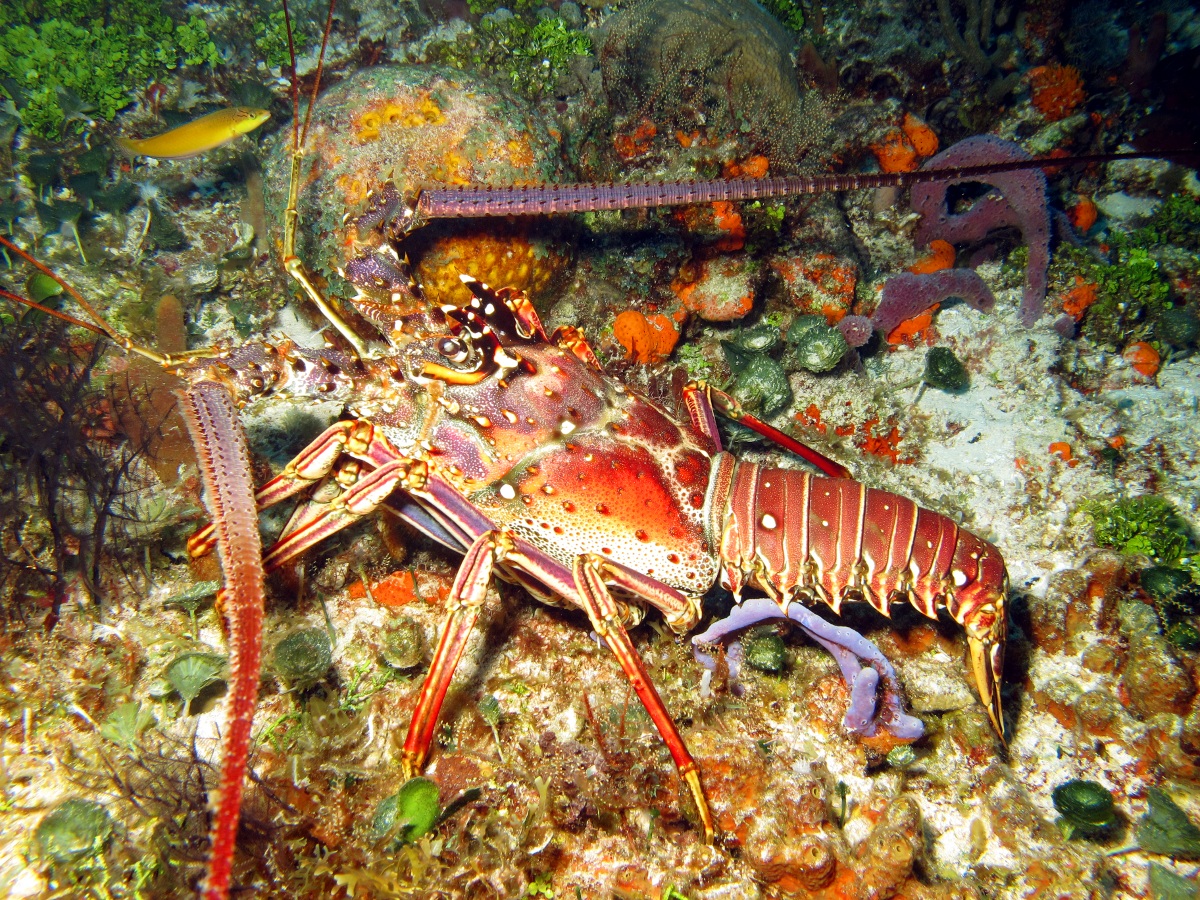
(0, 0), (220, 138)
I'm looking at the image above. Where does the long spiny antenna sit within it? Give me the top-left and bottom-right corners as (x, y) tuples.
(283, 0), (299, 154)
(413, 150), (1197, 221)
(300, 0), (335, 149)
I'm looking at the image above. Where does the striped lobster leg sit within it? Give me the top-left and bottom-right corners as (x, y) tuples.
(714, 460), (1009, 740)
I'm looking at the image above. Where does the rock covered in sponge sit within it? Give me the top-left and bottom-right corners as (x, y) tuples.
(263, 65), (568, 307)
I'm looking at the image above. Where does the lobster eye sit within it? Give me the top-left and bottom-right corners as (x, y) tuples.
(438, 337), (471, 364)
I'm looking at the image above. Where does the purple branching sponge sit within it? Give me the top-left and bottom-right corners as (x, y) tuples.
(870, 269), (996, 337)
(912, 135), (1050, 326)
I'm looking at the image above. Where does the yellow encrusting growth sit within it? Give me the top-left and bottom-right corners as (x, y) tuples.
(117, 107), (271, 159)
(354, 95), (445, 142)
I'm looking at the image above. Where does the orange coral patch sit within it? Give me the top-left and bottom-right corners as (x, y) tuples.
(614, 119), (657, 159)
(857, 418), (914, 464)
(871, 129), (919, 174)
(797, 403), (826, 433)
(613, 310), (680, 363)
(711, 200), (746, 251)
(909, 239), (956, 274)
(900, 112), (939, 157)
(1048, 441), (1078, 467)
(885, 303), (939, 344)
(1069, 196), (1098, 232)
(1123, 341), (1160, 377)
(723, 154), (770, 178)
(671, 260), (755, 322)
(1029, 64), (1086, 121)
(1061, 276), (1099, 321)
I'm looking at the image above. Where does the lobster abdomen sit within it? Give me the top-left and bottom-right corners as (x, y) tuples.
(716, 460), (1003, 624)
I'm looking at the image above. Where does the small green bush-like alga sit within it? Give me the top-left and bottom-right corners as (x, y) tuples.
(0, 0), (220, 138)
(1086, 495), (1193, 566)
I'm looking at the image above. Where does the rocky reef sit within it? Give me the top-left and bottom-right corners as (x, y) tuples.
(1, 0), (1199, 897)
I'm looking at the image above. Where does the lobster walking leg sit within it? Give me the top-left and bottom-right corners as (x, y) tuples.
(402, 530), (508, 775)
(189, 420), (400, 558)
(573, 554), (715, 843)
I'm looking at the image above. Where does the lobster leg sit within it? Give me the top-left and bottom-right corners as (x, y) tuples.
(402, 530), (507, 775)
(189, 420), (400, 558)
(255, 460), (427, 571)
(573, 554), (715, 843)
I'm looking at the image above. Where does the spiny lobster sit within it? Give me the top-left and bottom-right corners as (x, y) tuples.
(3, 8), (1177, 895)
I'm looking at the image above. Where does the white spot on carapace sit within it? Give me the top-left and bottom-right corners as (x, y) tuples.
(499, 484), (516, 500)
(763, 482), (772, 489)
(821, 520), (829, 528)
(502, 409), (518, 424)
(474, 416), (492, 428)
(952, 569), (968, 587)
(560, 420), (576, 435)
(761, 514), (777, 530)
(926, 541), (934, 549)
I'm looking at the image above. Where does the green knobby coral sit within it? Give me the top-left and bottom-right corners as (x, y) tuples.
(1131, 194), (1200, 252)
(1085, 495), (1193, 566)
(1054, 246), (1172, 350)
(0, 0), (221, 138)
(429, 12), (591, 99)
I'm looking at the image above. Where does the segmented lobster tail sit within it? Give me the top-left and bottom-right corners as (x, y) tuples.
(715, 460), (1008, 739)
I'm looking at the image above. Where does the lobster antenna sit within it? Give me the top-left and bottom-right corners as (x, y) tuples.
(414, 149), (1199, 220)
(299, 0), (335, 150)
(278, 0), (370, 358)
(0, 234), (168, 364)
(282, 0), (299, 155)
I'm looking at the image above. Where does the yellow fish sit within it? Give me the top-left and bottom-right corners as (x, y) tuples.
(118, 107), (271, 160)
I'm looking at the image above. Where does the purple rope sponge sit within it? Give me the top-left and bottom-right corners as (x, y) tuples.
(692, 597), (925, 740)
(870, 269), (996, 337)
(912, 136), (1050, 326)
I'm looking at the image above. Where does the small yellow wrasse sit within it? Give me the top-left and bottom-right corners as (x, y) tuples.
(117, 107), (271, 160)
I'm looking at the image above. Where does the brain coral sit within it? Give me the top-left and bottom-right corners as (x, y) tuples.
(599, 0), (828, 171)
